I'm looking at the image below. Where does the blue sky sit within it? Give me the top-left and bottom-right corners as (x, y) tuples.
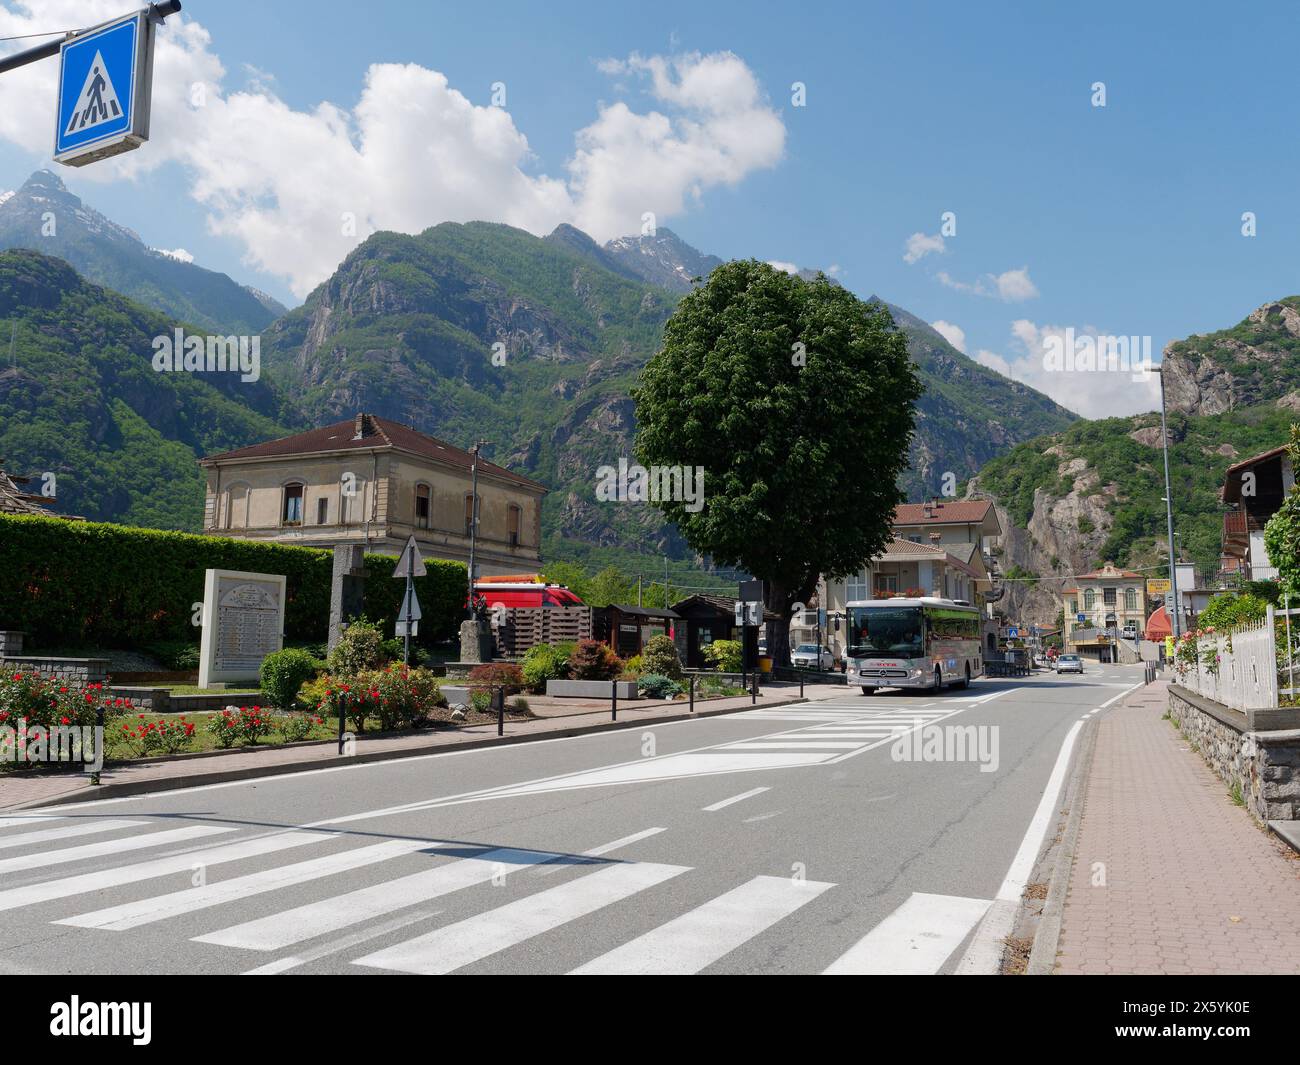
(1, 0), (1298, 418)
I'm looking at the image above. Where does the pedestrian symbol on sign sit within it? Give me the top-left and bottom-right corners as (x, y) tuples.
(64, 52), (123, 135)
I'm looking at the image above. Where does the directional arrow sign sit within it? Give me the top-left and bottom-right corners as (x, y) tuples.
(392, 535), (427, 578)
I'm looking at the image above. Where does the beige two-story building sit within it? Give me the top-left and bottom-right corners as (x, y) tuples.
(200, 413), (547, 576)
(1062, 561), (1147, 659)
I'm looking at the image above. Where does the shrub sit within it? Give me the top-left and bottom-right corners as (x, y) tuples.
(521, 643), (568, 692)
(642, 634), (683, 679)
(141, 640), (201, 672)
(207, 708), (242, 749)
(468, 663), (525, 696)
(510, 696), (531, 714)
(276, 712), (319, 743)
(0, 671), (121, 734)
(569, 639), (623, 680)
(469, 689), (493, 713)
(622, 654), (644, 678)
(0, 513), (467, 650)
(637, 673), (682, 699)
(260, 648), (319, 710)
(120, 715), (195, 756)
(702, 639), (742, 673)
(351, 665), (442, 730)
(327, 618), (386, 676)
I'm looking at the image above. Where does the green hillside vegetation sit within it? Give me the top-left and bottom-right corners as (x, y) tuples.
(974, 403), (1298, 573)
(0, 250), (285, 528)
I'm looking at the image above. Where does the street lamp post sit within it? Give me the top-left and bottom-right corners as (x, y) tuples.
(466, 439), (487, 618)
(1158, 366), (1181, 637)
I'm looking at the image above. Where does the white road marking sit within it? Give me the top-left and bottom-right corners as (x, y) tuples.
(722, 741), (863, 750)
(0, 815), (63, 830)
(58, 839), (435, 931)
(0, 819), (146, 850)
(0, 831), (329, 912)
(194, 846), (562, 951)
(355, 862), (689, 975)
(701, 787), (770, 812)
(0, 825), (231, 875)
(533, 827), (667, 878)
(823, 892), (991, 975)
(242, 908), (442, 975)
(570, 875), (834, 975)
(956, 718), (1085, 974)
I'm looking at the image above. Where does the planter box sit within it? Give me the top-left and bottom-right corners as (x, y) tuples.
(546, 679), (637, 699)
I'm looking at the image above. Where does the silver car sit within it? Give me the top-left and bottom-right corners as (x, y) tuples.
(792, 644), (834, 670)
(1056, 654), (1084, 674)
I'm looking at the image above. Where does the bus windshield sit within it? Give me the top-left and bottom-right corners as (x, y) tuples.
(847, 605), (924, 658)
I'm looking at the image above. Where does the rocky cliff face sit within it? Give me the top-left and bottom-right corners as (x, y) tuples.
(1162, 298), (1300, 415)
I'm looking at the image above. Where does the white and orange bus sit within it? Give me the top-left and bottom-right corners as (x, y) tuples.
(845, 597), (983, 694)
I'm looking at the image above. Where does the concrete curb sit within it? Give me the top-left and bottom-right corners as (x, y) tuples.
(1, 695), (808, 810)
(1024, 706), (1103, 975)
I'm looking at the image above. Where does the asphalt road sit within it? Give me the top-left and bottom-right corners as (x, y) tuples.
(0, 663), (1145, 975)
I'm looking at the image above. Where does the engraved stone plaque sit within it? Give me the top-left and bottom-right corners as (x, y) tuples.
(198, 569), (287, 688)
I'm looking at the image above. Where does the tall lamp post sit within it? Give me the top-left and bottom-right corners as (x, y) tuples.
(1158, 366), (1182, 637)
(466, 439), (487, 618)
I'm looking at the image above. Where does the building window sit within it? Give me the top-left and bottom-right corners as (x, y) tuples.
(317, 497), (328, 525)
(875, 573), (899, 596)
(464, 493), (476, 536)
(415, 484), (431, 530)
(1103, 587), (1116, 606)
(844, 570), (870, 602)
(1124, 587), (1137, 612)
(507, 503), (521, 547)
(282, 483), (304, 526)
(1068, 598), (1078, 615)
(1084, 588), (1095, 611)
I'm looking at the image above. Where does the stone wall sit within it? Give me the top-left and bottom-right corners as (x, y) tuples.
(0, 631), (23, 656)
(0, 655), (109, 684)
(1168, 684), (1300, 822)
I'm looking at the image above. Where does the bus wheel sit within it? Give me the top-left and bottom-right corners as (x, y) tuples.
(934, 666), (943, 691)
(958, 664), (971, 689)
(860, 686), (872, 696)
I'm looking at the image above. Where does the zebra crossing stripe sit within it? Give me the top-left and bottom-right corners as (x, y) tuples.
(570, 875), (834, 975)
(823, 892), (991, 974)
(0, 830), (329, 913)
(194, 846), (564, 952)
(57, 839), (437, 931)
(0, 819), (147, 850)
(0, 825), (231, 875)
(354, 862), (689, 974)
(721, 741), (863, 750)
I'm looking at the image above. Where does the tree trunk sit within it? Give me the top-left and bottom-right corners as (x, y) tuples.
(766, 574), (818, 668)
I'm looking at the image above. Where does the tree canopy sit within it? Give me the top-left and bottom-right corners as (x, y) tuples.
(632, 260), (922, 648)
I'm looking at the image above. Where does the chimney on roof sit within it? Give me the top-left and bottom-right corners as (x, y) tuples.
(353, 413), (369, 440)
(922, 501), (933, 518)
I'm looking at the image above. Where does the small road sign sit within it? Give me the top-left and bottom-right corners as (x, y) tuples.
(1077, 613), (1086, 623)
(1007, 626), (1019, 638)
(399, 585), (422, 623)
(55, 10), (156, 167)
(392, 535), (427, 578)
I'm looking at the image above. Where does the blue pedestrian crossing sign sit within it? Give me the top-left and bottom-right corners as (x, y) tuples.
(54, 11), (156, 167)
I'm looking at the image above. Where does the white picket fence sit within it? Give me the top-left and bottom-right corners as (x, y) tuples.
(1173, 609), (1278, 711)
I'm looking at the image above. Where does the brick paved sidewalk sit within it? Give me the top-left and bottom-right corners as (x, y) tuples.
(1056, 679), (1300, 974)
(0, 682), (842, 811)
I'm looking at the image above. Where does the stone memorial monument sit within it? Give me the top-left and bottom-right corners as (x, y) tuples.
(328, 545), (367, 652)
(198, 568), (287, 689)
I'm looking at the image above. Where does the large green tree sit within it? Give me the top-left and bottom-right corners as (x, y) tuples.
(1264, 424), (1300, 599)
(633, 260), (922, 663)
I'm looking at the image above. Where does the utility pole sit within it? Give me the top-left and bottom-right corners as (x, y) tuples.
(637, 573), (643, 607)
(466, 439), (487, 618)
(664, 557), (669, 609)
(1158, 365), (1181, 637)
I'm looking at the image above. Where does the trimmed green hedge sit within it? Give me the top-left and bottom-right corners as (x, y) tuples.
(0, 514), (465, 650)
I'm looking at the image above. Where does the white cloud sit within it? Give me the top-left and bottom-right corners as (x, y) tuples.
(904, 231), (945, 264)
(153, 247), (194, 263)
(938, 266), (1040, 302)
(767, 260), (799, 274)
(931, 320), (967, 353)
(0, 6), (785, 297)
(976, 319), (1162, 418)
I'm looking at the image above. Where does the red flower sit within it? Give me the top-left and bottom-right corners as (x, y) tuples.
(60, 717), (69, 725)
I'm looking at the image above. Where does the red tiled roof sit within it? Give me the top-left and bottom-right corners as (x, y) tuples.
(894, 500), (994, 525)
(1223, 443), (1289, 478)
(202, 414), (546, 491)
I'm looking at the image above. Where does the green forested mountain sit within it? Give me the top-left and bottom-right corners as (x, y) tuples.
(0, 171), (283, 335)
(258, 220), (1078, 562)
(966, 299), (1300, 624)
(0, 250), (285, 528)
(1, 194), (1078, 576)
